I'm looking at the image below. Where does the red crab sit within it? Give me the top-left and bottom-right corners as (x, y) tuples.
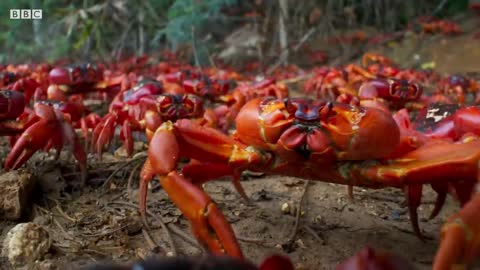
(303, 67), (358, 99)
(46, 63), (126, 102)
(362, 53), (395, 67)
(419, 19), (462, 35)
(55, 95), (101, 147)
(0, 70), (48, 104)
(221, 78), (289, 130)
(360, 53), (400, 79)
(0, 90), (86, 182)
(91, 79), (213, 157)
(338, 78), (423, 113)
(427, 74), (479, 105)
(139, 96), (480, 270)
(0, 90), (28, 136)
(395, 68), (439, 86)
(407, 103), (480, 150)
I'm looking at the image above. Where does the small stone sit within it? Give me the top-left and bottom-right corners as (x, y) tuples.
(2, 222), (51, 267)
(135, 248), (148, 260)
(295, 239), (305, 249)
(109, 182), (118, 190)
(275, 244), (282, 249)
(0, 171), (36, 220)
(166, 251), (174, 257)
(281, 202), (291, 214)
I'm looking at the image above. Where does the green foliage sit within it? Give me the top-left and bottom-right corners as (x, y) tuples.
(163, 0), (236, 48)
(157, 0), (237, 66)
(439, 0), (469, 17)
(0, 0), (471, 64)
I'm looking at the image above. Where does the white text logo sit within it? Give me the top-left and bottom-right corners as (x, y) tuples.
(10, 9), (43, 19)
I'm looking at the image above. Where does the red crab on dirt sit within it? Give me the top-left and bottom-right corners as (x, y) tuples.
(303, 67), (357, 99)
(220, 78), (289, 130)
(46, 63), (126, 102)
(0, 90), (87, 182)
(91, 79), (214, 157)
(417, 18), (462, 35)
(139, 96), (480, 270)
(339, 78), (423, 113)
(426, 74), (480, 105)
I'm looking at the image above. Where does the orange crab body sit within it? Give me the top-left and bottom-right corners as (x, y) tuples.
(139, 95), (480, 270)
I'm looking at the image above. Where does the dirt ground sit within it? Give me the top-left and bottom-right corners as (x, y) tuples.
(1, 15), (480, 270)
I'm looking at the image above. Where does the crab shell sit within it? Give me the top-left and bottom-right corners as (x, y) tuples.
(235, 97), (400, 162)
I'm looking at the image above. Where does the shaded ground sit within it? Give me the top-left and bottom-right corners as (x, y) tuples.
(1, 15), (480, 270)
(1, 168), (455, 270)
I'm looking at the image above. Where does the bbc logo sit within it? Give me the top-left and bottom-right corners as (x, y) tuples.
(10, 9), (43, 19)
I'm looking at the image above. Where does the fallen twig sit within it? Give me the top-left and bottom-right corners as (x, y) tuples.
(142, 228), (160, 251)
(109, 200), (179, 255)
(283, 180), (310, 245)
(101, 153), (147, 190)
(127, 162), (142, 203)
(302, 225), (326, 245)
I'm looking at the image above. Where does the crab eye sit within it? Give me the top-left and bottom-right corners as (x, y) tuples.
(283, 98), (298, 114)
(183, 97), (194, 111)
(319, 102), (334, 118)
(157, 95), (173, 111)
(410, 84), (420, 98)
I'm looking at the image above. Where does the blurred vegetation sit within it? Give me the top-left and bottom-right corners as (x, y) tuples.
(0, 0), (470, 64)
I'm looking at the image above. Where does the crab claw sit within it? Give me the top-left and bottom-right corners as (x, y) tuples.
(161, 171), (243, 257)
(4, 103), (57, 169)
(432, 191), (480, 270)
(405, 184), (425, 241)
(140, 120), (265, 258)
(4, 103), (87, 184)
(92, 111), (143, 158)
(91, 113), (118, 157)
(119, 121), (133, 157)
(4, 119), (54, 170)
(79, 112), (101, 148)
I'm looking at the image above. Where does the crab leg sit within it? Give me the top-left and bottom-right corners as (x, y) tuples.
(91, 113), (117, 157)
(433, 189), (480, 270)
(4, 119), (56, 170)
(182, 161), (249, 202)
(140, 119), (264, 257)
(347, 139), (480, 239)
